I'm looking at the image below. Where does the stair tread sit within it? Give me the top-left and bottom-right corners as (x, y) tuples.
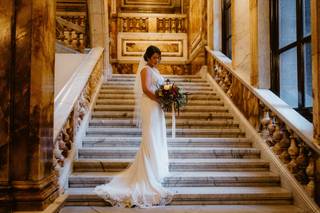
(67, 75), (298, 208)
(78, 147), (259, 151)
(67, 186), (291, 197)
(60, 205), (303, 213)
(82, 137), (250, 142)
(70, 171), (279, 178)
(74, 158), (268, 163)
(86, 127), (241, 131)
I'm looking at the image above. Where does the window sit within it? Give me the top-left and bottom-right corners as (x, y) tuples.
(270, 0), (312, 121)
(222, 0), (232, 59)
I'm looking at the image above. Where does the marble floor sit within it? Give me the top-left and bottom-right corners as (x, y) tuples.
(59, 205), (307, 213)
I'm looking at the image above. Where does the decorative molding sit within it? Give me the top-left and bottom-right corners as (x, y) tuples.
(119, 0), (181, 13)
(117, 32), (187, 63)
(121, 0), (174, 8)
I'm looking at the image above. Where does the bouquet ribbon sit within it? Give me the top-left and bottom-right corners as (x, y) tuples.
(171, 103), (176, 139)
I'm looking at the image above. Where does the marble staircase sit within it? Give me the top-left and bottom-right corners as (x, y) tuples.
(64, 74), (302, 210)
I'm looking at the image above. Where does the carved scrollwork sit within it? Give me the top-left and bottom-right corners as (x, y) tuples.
(53, 55), (104, 174)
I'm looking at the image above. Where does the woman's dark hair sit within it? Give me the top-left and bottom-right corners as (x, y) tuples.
(143, 45), (161, 61)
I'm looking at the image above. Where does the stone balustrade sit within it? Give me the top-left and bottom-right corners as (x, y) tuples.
(53, 48), (104, 189)
(56, 15), (88, 52)
(206, 48), (320, 205)
(118, 13), (187, 33)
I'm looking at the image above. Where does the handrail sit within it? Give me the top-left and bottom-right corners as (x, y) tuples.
(54, 47), (103, 141)
(56, 17), (85, 33)
(205, 46), (319, 206)
(53, 47), (104, 191)
(205, 46), (320, 155)
(118, 12), (187, 18)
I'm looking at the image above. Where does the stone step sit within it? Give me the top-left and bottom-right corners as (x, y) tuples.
(82, 137), (252, 148)
(104, 81), (211, 87)
(91, 111), (234, 120)
(89, 119), (239, 129)
(93, 105), (228, 113)
(73, 159), (270, 172)
(85, 127), (245, 138)
(98, 89), (215, 95)
(112, 74), (203, 79)
(78, 147), (260, 159)
(97, 93), (220, 101)
(65, 187), (292, 205)
(68, 171), (280, 188)
(101, 83), (212, 89)
(108, 77), (206, 83)
(95, 99), (225, 106)
(60, 205), (304, 213)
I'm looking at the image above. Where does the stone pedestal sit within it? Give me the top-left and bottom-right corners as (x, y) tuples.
(0, 0), (58, 211)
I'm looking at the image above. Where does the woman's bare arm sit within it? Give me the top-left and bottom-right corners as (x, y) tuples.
(140, 68), (159, 103)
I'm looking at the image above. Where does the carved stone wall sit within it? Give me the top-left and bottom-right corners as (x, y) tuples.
(108, 0), (189, 74)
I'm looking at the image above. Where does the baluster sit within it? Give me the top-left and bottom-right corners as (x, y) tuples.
(165, 18), (170, 32)
(138, 17), (143, 32)
(171, 18), (176, 33)
(63, 28), (70, 45)
(271, 119), (283, 155)
(142, 18), (147, 32)
(135, 18), (140, 32)
(292, 142), (308, 185)
(266, 112), (276, 146)
(305, 156), (315, 197)
(158, 18), (163, 32)
(123, 18), (128, 32)
(144, 18), (148, 32)
(71, 30), (77, 49)
(278, 126), (291, 164)
(261, 108), (271, 139)
(80, 16), (85, 27)
(177, 18), (182, 33)
(79, 33), (84, 50)
(128, 18), (133, 32)
(287, 132), (299, 171)
(77, 33), (82, 50)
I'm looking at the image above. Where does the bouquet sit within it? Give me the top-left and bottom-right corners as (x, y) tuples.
(155, 79), (189, 114)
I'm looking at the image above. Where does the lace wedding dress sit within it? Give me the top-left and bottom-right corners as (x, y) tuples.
(94, 64), (174, 208)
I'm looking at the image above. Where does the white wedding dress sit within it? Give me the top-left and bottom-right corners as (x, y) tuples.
(94, 64), (174, 208)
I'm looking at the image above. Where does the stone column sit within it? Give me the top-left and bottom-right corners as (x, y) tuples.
(87, 0), (109, 71)
(0, 0), (58, 211)
(207, 0), (213, 50)
(249, 0), (270, 88)
(311, 0), (320, 147)
(213, 0), (222, 51)
(0, 0), (14, 211)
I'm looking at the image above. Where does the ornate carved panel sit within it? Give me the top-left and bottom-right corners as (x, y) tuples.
(117, 32), (187, 63)
(120, 0), (181, 13)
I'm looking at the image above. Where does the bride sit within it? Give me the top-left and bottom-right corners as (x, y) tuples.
(94, 45), (174, 208)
